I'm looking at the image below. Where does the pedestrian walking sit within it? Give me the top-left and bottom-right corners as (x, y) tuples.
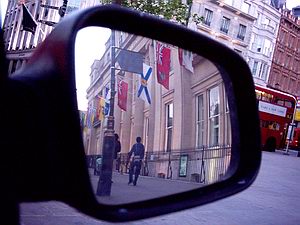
(119, 153), (128, 174)
(128, 136), (145, 186)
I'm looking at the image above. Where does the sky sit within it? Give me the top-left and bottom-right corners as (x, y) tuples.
(286, 0), (300, 9)
(75, 27), (111, 111)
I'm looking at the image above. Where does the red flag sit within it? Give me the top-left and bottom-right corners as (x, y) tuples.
(118, 79), (128, 111)
(156, 42), (171, 90)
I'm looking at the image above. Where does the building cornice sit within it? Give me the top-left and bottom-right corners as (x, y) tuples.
(6, 48), (35, 59)
(256, 1), (281, 19)
(197, 24), (248, 48)
(281, 9), (300, 28)
(211, 0), (256, 21)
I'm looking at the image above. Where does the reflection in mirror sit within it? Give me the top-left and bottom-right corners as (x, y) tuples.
(75, 27), (232, 205)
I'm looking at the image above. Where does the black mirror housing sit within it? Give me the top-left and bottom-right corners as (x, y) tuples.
(1, 5), (261, 222)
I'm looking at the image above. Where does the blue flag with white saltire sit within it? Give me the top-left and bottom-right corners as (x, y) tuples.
(137, 63), (152, 104)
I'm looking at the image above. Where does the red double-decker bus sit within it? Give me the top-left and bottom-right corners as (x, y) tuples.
(290, 128), (300, 149)
(289, 101), (300, 150)
(255, 85), (296, 151)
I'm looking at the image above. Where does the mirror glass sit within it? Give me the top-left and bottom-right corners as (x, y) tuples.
(75, 27), (232, 205)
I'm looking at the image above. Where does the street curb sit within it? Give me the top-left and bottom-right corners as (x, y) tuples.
(275, 149), (300, 157)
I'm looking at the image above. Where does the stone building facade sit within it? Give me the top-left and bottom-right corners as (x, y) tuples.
(268, 9), (300, 96)
(190, 0), (256, 60)
(84, 30), (231, 182)
(2, 0), (99, 75)
(191, 0), (282, 87)
(247, 0), (281, 86)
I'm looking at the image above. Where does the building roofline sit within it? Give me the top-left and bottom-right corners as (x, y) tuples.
(211, 0), (256, 21)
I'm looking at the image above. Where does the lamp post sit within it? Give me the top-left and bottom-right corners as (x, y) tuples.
(284, 100), (297, 155)
(96, 0), (121, 196)
(96, 28), (116, 196)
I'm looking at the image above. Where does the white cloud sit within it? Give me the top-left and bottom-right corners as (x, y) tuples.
(286, 0), (300, 10)
(1, 1), (8, 26)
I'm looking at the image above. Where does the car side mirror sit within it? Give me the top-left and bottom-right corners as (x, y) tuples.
(1, 5), (261, 223)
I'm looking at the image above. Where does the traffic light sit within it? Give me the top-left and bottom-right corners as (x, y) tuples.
(58, 0), (68, 18)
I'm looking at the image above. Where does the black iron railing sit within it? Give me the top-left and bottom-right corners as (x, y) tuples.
(86, 145), (231, 185)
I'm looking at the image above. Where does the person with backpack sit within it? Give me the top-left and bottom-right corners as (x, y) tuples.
(128, 137), (145, 186)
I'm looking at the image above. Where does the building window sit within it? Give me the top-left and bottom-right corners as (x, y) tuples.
(241, 2), (250, 14)
(290, 36), (295, 48)
(237, 24), (246, 41)
(257, 62), (268, 81)
(261, 17), (275, 33)
(203, 8), (213, 26)
(196, 95), (204, 148)
(256, 13), (261, 25)
(252, 36), (263, 52)
(262, 39), (272, 56)
(277, 50), (283, 64)
(280, 31), (287, 43)
(225, 97), (231, 145)
(252, 61), (258, 76)
(285, 54), (292, 68)
(220, 17), (230, 34)
(295, 59), (300, 73)
(165, 102), (173, 152)
(209, 86), (220, 146)
(262, 64), (269, 81)
(44, 0), (50, 18)
(263, 17), (271, 26)
(258, 63), (263, 79)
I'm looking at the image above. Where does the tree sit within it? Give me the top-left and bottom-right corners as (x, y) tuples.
(101, 0), (202, 25)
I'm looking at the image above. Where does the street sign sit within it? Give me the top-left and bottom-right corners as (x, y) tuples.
(286, 123), (296, 141)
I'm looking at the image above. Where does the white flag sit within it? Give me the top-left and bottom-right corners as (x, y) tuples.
(182, 50), (194, 73)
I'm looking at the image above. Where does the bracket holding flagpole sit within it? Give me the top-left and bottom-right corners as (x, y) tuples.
(38, 1), (67, 27)
(40, 4), (60, 10)
(37, 19), (57, 27)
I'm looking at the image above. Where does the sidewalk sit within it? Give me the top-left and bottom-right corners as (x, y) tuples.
(20, 152), (300, 225)
(89, 169), (203, 205)
(275, 149), (300, 157)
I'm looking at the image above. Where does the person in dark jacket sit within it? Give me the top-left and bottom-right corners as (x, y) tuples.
(128, 136), (145, 186)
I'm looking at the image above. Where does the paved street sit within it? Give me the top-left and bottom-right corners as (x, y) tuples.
(90, 169), (203, 205)
(20, 151), (300, 225)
